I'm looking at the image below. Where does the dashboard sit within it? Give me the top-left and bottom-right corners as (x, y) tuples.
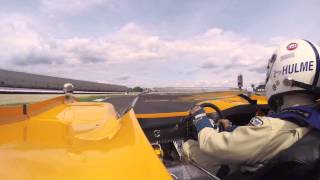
(138, 104), (269, 143)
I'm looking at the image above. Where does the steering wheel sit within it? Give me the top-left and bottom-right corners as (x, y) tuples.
(182, 102), (225, 140)
(199, 103), (225, 120)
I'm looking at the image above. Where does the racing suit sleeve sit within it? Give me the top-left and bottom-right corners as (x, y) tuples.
(197, 117), (273, 165)
(184, 115), (310, 167)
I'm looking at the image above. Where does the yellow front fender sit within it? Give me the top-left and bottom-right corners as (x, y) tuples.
(0, 96), (172, 180)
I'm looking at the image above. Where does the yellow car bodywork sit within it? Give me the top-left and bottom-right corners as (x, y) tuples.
(0, 93), (267, 180)
(0, 96), (171, 180)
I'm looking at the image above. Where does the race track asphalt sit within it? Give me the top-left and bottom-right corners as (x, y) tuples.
(134, 94), (195, 114)
(104, 93), (196, 114)
(103, 95), (137, 114)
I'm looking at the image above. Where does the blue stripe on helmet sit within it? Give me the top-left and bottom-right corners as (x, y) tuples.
(304, 40), (320, 86)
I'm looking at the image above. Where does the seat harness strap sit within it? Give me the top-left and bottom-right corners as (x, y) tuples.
(268, 105), (320, 129)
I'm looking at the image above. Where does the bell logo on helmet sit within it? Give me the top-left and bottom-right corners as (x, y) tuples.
(287, 43), (298, 51)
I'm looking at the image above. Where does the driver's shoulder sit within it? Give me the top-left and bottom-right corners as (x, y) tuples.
(250, 116), (306, 130)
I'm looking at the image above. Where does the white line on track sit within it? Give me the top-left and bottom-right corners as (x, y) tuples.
(144, 99), (170, 102)
(93, 97), (109, 102)
(131, 96), (139, 107)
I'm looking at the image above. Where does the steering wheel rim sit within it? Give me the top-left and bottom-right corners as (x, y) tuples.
(182, 102), (225, 140)
(198, 102), (225, 119)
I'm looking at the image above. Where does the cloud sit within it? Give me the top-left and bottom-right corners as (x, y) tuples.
(199, 61), (217, 69)
(250, 66), (266, 74)
(117, 75), (130, 81)
(13, 50), (62, 66)
(0, 15), (108, 66)
(61, 38), (109, 63)
(40, 0), (108, 16)
(0, 14), (278, 87)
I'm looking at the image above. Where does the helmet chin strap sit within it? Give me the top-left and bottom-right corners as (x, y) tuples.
(281, 77), (317, 110)
(283, 77), (320, 94)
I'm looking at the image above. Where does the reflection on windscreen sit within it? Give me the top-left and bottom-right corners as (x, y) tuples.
(102, 95), (138, 117)
(102, 88), (241, 117)
(0, 93), (114, 106)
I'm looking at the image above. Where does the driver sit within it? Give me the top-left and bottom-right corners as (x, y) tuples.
(183, 39), (320, 175)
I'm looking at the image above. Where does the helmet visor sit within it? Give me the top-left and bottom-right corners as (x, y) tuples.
(265, 54), (277, 83)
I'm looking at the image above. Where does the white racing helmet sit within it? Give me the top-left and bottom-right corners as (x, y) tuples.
(265, 39), (320, 108)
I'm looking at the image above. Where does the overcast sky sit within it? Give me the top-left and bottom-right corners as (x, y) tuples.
(0, 0), (319, 88)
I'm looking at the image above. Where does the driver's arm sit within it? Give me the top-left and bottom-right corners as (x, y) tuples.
(198, 123), (272, 164)
(189, 106), (273, 164)
(187, 106), (311, 165)
(186, 112), (308, 166)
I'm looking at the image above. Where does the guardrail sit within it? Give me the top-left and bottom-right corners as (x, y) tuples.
(0, 87), (126, 94)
